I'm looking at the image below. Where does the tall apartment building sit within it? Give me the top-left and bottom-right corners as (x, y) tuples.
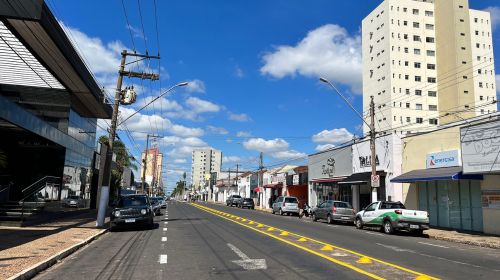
(362, 0), (497, 134)
(191, 149), (222, 188)
(140, 147), (163, 190)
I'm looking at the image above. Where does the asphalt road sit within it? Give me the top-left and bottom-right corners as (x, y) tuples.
(35, 201), (500, 280)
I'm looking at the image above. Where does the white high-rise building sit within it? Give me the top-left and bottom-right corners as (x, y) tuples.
(362, 0), (497, 134)
(191, 149), (222, 188)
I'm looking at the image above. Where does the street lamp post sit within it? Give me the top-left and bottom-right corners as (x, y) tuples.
(319, 77), (379, 203)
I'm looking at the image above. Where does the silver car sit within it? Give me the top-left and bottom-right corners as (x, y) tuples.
(62, 195), (85, 208)
(312, 200), (356, 224)
(272, 196), (299, 216)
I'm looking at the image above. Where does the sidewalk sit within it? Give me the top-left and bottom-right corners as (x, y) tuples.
(199, 200), (500, 249)
(0, 210), (108, 280)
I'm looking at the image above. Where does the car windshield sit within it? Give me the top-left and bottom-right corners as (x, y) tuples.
(380, 202), (406, 209)
(244, 198), (253, 202)
(233, 195), (241, 198)
(285, 197), (298, 203)
(334, 202), (352, 209)
(118, 196), (147, 207)
(68, 196), (80, 199)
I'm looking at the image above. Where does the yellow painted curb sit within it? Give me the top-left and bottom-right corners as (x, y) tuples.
(321, 245), (334, 251)
(280, 231), (289, 236)
(357, 257), (373, 264)
(298, 237), (307, 242)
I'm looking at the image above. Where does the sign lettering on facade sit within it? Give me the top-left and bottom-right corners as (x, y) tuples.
(461, 121), (500, 173)
(426, 150), (460, 169)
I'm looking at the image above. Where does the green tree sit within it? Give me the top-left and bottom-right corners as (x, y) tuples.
(98, 136), (137, 199)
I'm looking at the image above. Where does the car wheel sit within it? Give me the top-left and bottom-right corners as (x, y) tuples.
(251, 206), (255, 210)
(312, 213), (318, 222)
(383, 220), (394, 234)
(279, 208), (283, 216)
(355, 218), (363, 229)
(271, 208), (275, 214)
(327, 214), (333, 224)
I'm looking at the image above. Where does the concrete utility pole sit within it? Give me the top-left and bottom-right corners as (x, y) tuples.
(236, 164), (240, 195)
(319, 77), (378, 204)
(141, 134), (160, 196)
(369, 96), (378, 203)
(96, 50), (160, 228)
(258, 152), (264, 208)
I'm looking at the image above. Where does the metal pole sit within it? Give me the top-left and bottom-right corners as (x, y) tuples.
(142, 134), (150, 195)
(96, 50), (127, 228)
(370, 96), (378, 203)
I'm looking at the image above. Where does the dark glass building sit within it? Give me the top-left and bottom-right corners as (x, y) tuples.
(0, 0), (112, 205)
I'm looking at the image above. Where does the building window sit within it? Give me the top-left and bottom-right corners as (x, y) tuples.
(406, 88), (410, 94)
(429, 105), (437, 111)
(414, 62), (421, 68)
(427, 50), (435, 56)
(413, 22), (420, 28)
(414, 48), (421, 55)
(404, 34), (409, 40)
(428, 91), (437, 97)
(427, 64), (436, 70)
(416, 104), (423, 110)
(428, 77), (436, 83)
(403, 20), (408, 26)
(426, 37), (435, 43)
(475, 30), (479, 36)
(405, 61), (409, 66)
(425, 10), (433, 17)
(480, 95), (484, 101)
(476, 43), (480, 48)
(416, 118), (423, 124)
(406, 103), (410, 108)
(415, 89), (422, 96)
(429, 119), (438, 125)
(413, 35), (421, 42)
(415, 76), (421, 82)
(474, 18), (478, 23)
(426, 24), (434, 30)
(406, 117), (411, 123)
(479, 82), (483, 88)
(404, 47), (409, 53)
(405, 74), (409, 80)
(413, 9), (419, 15)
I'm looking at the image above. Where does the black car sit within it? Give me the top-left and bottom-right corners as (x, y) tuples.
(110, 195), (154, 230)
(237, 198), (255, 209)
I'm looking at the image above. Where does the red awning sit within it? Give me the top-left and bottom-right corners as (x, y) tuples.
(311, 177), (347, 183)
(254, 187), (261, 192)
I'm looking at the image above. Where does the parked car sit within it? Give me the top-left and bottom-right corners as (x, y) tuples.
(237, 198), (255, 209)
(355, 201), (429, 235)
(272, 196), (299, 216)
(110, 194), (154, 230)
(312, 200), (356, 224)
(150, 197), (162, 215)
(62, 195), (85, 208)
(226, 195), (242, 207)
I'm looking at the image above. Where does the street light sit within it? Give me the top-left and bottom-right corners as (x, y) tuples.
(319, 77), (379, 203)
(117, 82), (189, 127)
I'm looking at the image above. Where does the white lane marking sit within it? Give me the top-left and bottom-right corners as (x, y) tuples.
(418, 253), (481, 268)
(162, 237), (167, 242)
(164, 221), (168, 225)
(365, 231), (384, 236)
(159, 254), (168, 264)
(418, 242), (449, 248)
(163, 228), (167, 232)
(376, 243), (416, 253)
(227, 243), (267, 270)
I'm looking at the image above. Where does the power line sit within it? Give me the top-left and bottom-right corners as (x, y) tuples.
(136, 0), (149, 53)
(121, 0), (136, 52)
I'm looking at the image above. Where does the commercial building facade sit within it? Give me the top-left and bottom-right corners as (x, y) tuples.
(0, 1), (111, 207)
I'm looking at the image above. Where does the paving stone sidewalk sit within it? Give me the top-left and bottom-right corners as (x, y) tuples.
(0, 210), (107, 280)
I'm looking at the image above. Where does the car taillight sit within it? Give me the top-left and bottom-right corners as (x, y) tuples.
(394, 210), (402, 214)
(332, 207), (337, 213)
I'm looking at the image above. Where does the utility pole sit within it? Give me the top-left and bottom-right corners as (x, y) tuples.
(258, 152), (264, 208)
(369, 96), (378, 203)
(141, 134), (160, 196)
(96, 50), (159, 228)
(235, 164), (240, 195)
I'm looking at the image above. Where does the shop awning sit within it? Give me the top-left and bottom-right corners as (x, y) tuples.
(263, 183), (282, 188)
(310, 177), (347, 183)
(338, 172), (386, 184)
(254, 187), (262, 193)
(390, 166), (483, 183)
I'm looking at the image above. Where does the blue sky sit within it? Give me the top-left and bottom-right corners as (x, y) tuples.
(49, 0), (500, 192)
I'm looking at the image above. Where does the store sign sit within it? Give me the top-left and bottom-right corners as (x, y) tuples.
(321, 157), (336, 177)
(308, 146), (352, 180)
(426, 150), (460, 169)
(352, 135), (393, 174)
(461, 121), (500, 173)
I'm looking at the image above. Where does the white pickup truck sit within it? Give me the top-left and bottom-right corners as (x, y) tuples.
(355, 201), (429, 235)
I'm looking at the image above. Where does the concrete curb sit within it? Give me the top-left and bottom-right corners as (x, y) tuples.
(427, 234), (500, 249)
(7, 228), (108, 280)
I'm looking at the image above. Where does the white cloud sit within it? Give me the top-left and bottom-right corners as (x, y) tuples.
(126, 24), (145, 39)
(207, 125), (229, 135)
(485, 7), (500, 31)
(260, 24), (362, 94)
(236, 131), (252, 137)
(170, 125), (204, 137)
(235, 66), (244, 78)
(185, 79), (206, 93)
(315, 144), (336, 152)
(186, 97), (221, 113)
(271, 150), (307, 159)
(136, 96), (182, 111)
(243, 138), (289, 153)
(173, 159), (187, 164)
(312, 128), (354, 144)
(228, 112), (251, 122)
(222, 156), (242, 164)
(168, 145), (209, 159)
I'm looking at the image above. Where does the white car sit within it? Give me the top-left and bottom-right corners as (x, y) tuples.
(355, 201), (429, 235)
(272, 196), (299, 216)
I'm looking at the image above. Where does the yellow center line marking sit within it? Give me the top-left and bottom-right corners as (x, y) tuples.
(267, 227), (275, 231)
(321, 245), (334, 251)
(191, 203), (439, 280)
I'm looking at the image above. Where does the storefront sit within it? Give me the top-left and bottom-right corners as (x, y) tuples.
(308, 146), (352, 207)
(392, 150), (484, 232)
(460, 118), (500, 235)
